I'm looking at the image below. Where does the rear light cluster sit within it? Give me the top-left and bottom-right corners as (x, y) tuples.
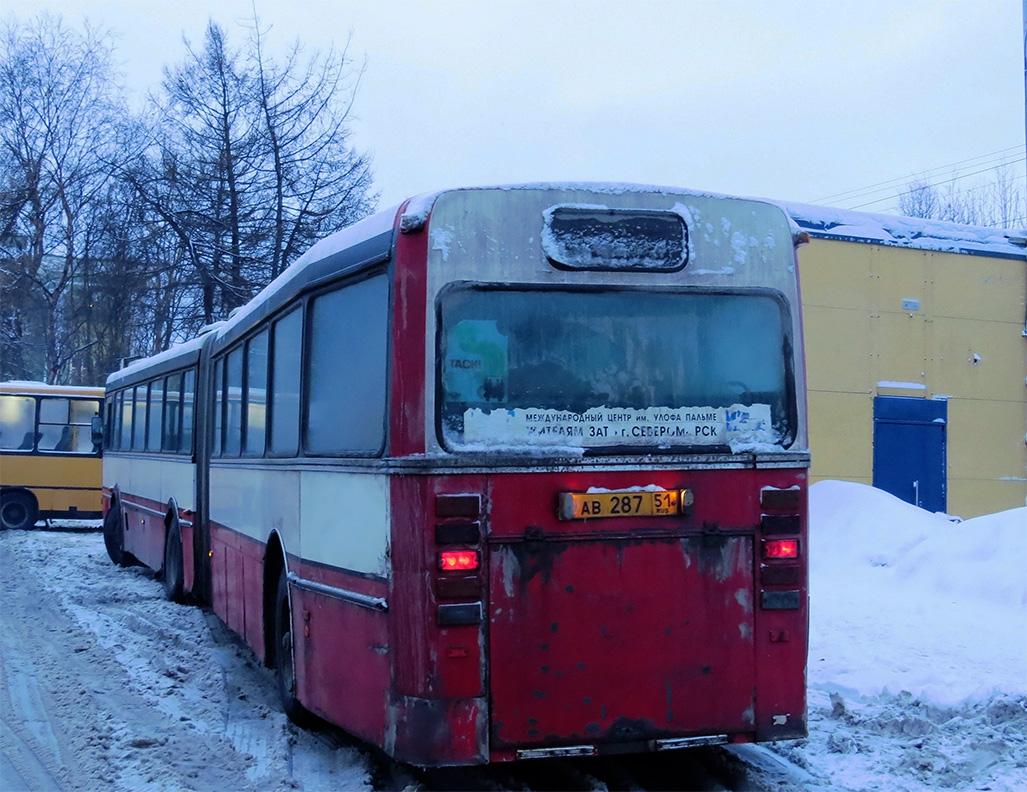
(434, 493), (484, 626)
(439, 550), (479, 572)
(763, 539), (799, 559)
(758, 487), (803, 610)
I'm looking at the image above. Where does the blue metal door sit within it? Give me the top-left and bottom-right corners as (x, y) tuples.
(872, 397), (946, 512)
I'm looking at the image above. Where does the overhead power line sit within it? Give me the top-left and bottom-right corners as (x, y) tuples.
(810, 145), (1026, 206)
(846, 155), (1026, 211)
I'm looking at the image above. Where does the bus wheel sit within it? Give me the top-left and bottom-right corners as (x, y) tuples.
(274, 569), (310, 725)
(161, 518), (185, 603)
(102, 499), (125, 566)
(0, 491), (38, 531)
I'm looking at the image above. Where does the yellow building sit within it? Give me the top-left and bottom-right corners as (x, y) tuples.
(786, 204), (1027, 519)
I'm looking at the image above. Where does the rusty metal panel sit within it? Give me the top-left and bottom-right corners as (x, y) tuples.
(487, 531), (756, 748)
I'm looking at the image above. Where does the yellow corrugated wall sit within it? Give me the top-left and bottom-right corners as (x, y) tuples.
(798, 237), (1027, 518)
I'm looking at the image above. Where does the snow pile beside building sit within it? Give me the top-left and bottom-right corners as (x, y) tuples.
(748, 480), (1027, 792)
(808, 479), (1026, 706)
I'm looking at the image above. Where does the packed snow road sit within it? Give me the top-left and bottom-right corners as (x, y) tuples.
(0, 528), (369, 792)
(0, 527), (790, 792)
(1, 508), (1024, 791)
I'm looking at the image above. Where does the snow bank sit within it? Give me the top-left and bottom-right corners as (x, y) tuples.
(809, 480), (1027, 706)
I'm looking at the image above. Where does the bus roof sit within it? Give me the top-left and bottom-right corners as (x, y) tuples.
(107, 183), (803, 382)
(213, 206), (401, 350)
(213, 182), (799, 349)
(0, 381), (105, 397)
(105, 332), (211, 390)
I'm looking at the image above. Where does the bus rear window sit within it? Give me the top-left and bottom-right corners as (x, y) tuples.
(438, 287), (793, 453)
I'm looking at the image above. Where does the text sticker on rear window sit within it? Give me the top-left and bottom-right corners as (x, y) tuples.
(444, 320), (509, 404)
(462, 404), (773, 448)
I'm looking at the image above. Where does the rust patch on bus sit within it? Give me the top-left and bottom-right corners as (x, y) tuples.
(680, 527), (747, 583)
(502, 526), (566, 590)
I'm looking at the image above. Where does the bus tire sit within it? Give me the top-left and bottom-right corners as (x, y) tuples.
(0, 490), (38, 531)
(161, 517), (185, 603)
(274, 569), (311, 725)
(102, 496), (125, 566)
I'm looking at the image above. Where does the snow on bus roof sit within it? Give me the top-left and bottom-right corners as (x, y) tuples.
(217, 183), (797, 345)
(106, 332), (210, 387)
(213, 206), (403, 343)
(781, 200), (1027, 260)
(0, 380), (105, 395)
(400, 180), (785, 216)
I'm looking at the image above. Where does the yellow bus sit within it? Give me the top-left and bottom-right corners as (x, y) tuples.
(0, 381), (104, 530)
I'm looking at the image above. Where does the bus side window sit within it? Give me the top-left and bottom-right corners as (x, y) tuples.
(33, 397), (104, 454)
(70, 399), (101, 453)
(213, 359), (224, 456)
(91, 414), (104, 452)
(163, 372), (182, 453)
(181, 369), (195, 455)
(107, 396), (118, 451)
(269, 309), (301, 456)
(132, 386), (147, 451)
(305, 275), (389, 456)
(146, 380), (164, 452)
(0, 396), (37, 451)
(225, 347), (244, 457)
(245, 330), (269, 456)
(38, 397), (70, 450)
(121, 389), (134, 451)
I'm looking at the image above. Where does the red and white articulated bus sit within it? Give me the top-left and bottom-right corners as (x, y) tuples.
(102, 183), (810, 766)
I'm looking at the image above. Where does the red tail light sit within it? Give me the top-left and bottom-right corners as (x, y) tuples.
(439, 550), (479, 572)
(763, 539), (799, 559)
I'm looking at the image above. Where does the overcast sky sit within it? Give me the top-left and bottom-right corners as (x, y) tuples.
(5, 0), (1025, 214)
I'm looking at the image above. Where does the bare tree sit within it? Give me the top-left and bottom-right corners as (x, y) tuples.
(130, 19), (376, 327)
(1, 14), (378, 380)
(250, 20), (376, 279)
(898, 179), (940, 220)
(136, 21), (263, 323)
(899, 166), (1026, 228)
(0, 13), (133, 383)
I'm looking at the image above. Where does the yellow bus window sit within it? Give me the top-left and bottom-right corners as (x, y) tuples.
(0, 396), (36, 450)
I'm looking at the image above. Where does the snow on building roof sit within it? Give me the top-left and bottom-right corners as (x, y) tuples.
(781, 201), (1027, 260)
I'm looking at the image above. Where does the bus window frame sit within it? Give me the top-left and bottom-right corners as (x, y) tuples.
(267, 306), (303, 459)
(145, 379), (164, 453)
(243, 328), (269, 458)
(180, 367), (196, 458)
(162, 371), (183, 454)
(433, 281), (799, 455)
(213, 357), (225, 457)
(36, 395), (103, 456)
(301, 270), (391, 459)
(0, 395), (38, 453)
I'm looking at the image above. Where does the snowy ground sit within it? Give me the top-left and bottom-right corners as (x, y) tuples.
(0, 480), (1023, 791)
(739, 480), (1027, 791)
